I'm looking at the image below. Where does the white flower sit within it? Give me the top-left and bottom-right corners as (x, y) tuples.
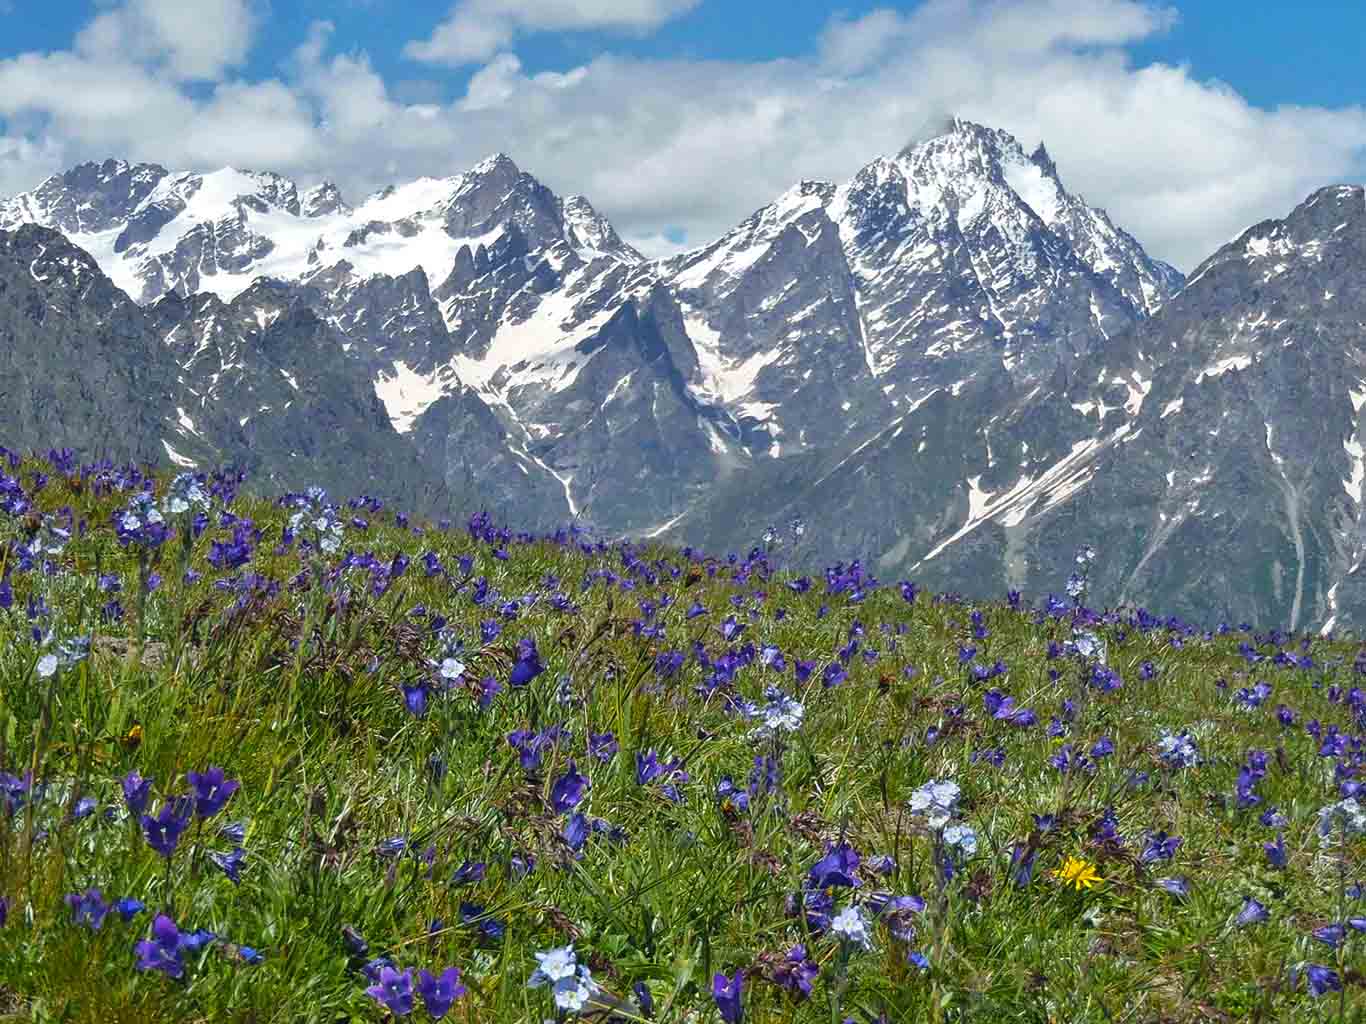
(528, 946), (578, 986)
(1157, 731), (1200, 769)
(830, 905), (873, 950)
(552, 969), (599, 1012)
(909, 778), (961, 828)
(34, 515), (70, 555)
(1071, 629), (1106, 663)
(1318, 797), (1366, 840)
(163, 473), (209, 516)
(750, 688), (804, 738)
(437, 657), (465, 681)
(36, 653), (58, 679)
(942, 823), (978, 856)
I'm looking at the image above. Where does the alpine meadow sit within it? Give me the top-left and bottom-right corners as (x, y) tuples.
(1, 0), (1366, 1021)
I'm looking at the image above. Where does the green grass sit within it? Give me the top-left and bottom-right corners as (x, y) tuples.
(0, 453), (1363, 1023)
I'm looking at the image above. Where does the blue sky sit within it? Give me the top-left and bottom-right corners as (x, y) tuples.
(9, 2), (1365, 111)
(0, 1), (1363, 268)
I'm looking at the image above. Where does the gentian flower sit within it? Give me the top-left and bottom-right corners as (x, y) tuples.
(508, 638), (544, 687)
(1303, 963), (1342, 998)
(712, 969), (743, 1023)
(563, 813), (590, 853)
(589, 732), (618, 762)
(460, 901), (505, 942)
(71, 796), (98, 821)
(65, 888), (110, 930)
(807, 843), (860, 890)
(1311, 924), (1346, 948)
(366, 965), (415, 1016)
(141, 798), (193, 859)
(1009, 844), (1038, 888)
(1154, 877), (1190, 899)
(771, 944), (819, 1000)
(1235, 897), (1269, 926)
(186, 767), (239, 819)
(135, 914), (186, 978)
(115, 897), (146, 921)
(551, 760), (589, 814)
(122, 771), (153, 816)
(208, 847), (246, 885)
(180, 928), (216, 951)
(1264, 833), (1287, 869)
(403, 683), (428, 718)
(376, 837), (407, 858)
(416, 967), (466, 1018)
(342, 925), (370, 957)
(633, 981), (654, 1019)
(1139, 832), (1181, 864)
(477, 676), (503, 709)
(868, 893), (925, 941)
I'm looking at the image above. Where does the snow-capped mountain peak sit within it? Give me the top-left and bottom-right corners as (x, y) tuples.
(0, 152), (643, 306)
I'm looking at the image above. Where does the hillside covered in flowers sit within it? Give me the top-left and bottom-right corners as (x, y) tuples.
(0, 447), (1363, 1022)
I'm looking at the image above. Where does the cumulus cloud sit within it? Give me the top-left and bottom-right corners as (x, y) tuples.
(404, 0), (702, 66)
(0, 0), (1363, 272)
(75, 0), (261, 81)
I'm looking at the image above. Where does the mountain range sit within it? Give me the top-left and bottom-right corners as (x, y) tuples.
(2, 117), (1363, 632)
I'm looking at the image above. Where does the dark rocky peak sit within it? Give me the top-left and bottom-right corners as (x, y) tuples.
(0, 224), (127, 313)
(301, 180), (349, 217)
(894, 116), (1025, 182)
(464, 152), (522, 192)
(476, 224), (531, 274)
(1029, 142), (1057, 178)
(2, 160), (168, 235)
(301, 259), (358, 294)
(559, 193), (645, 263)
(1185, 184), (1366, 290)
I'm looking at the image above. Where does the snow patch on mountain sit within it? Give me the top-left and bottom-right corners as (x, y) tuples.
(374, 360), (453, 434)
(1001, 158), (1061, 225)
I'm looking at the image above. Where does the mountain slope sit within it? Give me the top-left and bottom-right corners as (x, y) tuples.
(707, 183), (1366, 632)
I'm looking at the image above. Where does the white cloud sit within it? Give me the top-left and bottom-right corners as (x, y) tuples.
(0, 0), (1363, 274)
(75, 0), (260, 81)
(404, 0), (701, 66)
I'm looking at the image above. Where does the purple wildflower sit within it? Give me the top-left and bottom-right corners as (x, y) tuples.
(550, 760), (590, 814)
(366, 965), (415, 1016)
(1236, 897), (1269, 927)
(141, 798), (193, 859)
(712, 969), (743, 1023)
(186, 767), (239, 819)
(416, 967), (466, 1019)
(122, 771), (153, 816)
(65, 888), (111, 930)
(134, 914), (186, 978)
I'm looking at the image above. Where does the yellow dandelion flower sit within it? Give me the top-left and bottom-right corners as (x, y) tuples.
(1050, 855), (1103, 891)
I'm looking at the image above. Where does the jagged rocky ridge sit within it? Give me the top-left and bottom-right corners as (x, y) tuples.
(3, 121), (1363, 629)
